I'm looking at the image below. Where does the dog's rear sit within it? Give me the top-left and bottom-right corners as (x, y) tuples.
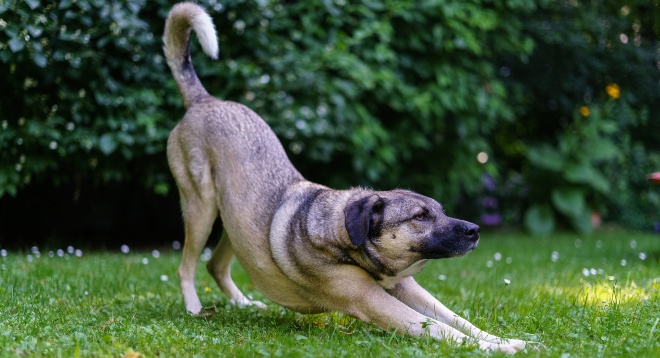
(163, 3), (304, 314)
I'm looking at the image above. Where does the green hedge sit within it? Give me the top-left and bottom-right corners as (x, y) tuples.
(1, 0), (658, 233)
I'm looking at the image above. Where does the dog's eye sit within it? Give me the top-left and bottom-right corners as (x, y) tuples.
(414, 213), (429, 221)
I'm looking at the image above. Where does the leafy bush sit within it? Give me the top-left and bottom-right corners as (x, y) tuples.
(495, 0), (660, 234)
(0, 0), (177, 199)
(0, 0), (542, 213)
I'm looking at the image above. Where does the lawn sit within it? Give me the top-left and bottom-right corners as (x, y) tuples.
(1, 229), (658, 357)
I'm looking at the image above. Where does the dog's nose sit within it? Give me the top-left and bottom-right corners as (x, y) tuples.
(463, 223), (480, 242)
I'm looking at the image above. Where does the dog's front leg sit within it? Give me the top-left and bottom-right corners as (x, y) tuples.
(387, 276), (527, 351)
(321, 268), (523, 354)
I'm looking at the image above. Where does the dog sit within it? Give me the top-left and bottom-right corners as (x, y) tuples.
(163, 2), (527, 354)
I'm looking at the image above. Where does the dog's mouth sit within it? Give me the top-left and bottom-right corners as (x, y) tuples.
(412, 236), (479, 259)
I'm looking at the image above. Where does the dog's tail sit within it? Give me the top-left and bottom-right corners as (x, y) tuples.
(163, 2), (219, 108)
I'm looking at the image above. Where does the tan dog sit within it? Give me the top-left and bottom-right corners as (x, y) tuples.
(163, 2), (526, 354)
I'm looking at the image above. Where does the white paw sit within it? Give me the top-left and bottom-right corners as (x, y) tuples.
(497, 339), (526, 354)
(481, 339), (526, 354)
(230, 297), (267, 309)
(185, 300), (203, 315)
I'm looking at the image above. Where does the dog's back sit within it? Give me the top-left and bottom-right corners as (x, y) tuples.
(163, 3), (304, 237)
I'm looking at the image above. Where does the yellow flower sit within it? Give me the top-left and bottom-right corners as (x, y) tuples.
(204, 286), (212, 293)
(579, 106), (590, 117)
(606, 83), (620, 99)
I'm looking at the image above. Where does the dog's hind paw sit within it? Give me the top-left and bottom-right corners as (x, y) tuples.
(185, 300), (203, 315)
(230, 297), (267, 309)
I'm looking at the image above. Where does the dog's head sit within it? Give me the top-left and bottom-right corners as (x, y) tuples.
(343, 190), (479, 275)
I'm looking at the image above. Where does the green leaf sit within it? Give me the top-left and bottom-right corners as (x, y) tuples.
(153, 182), (169, 196)
(527, 144), (563, 172)
(8, 38), (25, 53)
(24, 0), (40, 10)
(99, 134), (117, 155)
(27, 25), (43, 37)
(571, 210), (594, 235)
(58, 0), (72, 9)
(551, 187), (586, 219)
(564, 163), (610, 193)
(524, 203), (555, 236)
(34, 53), (47, 68)
(588, 140), (621, 161)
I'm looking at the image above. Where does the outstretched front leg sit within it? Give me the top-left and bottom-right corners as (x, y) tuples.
(388, 276), (527, 349)
(319, 267), (526, 354)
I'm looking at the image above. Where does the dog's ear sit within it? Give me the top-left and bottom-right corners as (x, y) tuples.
(344, 194), (384, 246)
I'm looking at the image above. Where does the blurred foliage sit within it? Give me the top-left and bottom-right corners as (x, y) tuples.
(495, 0), (660, 234)
(0, 0), (177, 199)
(0, 0), (658, 235)
(0, 0), (540, 207)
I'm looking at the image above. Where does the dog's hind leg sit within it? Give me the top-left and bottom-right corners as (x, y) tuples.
(169, 139), (219, 314)
(177, 189), (218, 315)
(207, 230), (267, 308)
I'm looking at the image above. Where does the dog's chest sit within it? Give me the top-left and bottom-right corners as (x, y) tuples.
(377, 260), (428, 289)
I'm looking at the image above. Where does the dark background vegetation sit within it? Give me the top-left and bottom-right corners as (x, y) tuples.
(1, 0), (659, 248)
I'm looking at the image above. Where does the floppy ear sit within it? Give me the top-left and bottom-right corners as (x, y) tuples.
(343, 194), (384, 246)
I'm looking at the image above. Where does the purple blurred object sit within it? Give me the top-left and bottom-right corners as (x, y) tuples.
(481, 213), (502, 226)
(482, 196), (499, 209)
(482, 174), (496, 192)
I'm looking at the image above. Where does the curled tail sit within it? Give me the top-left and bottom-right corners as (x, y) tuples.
(163, 2), (219, 108)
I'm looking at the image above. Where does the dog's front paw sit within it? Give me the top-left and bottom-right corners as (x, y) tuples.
(481, 339), (526, 354)
(501, 339), (526, 353)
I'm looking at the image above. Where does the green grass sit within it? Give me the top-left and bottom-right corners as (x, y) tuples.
(1, 229), (659, 357)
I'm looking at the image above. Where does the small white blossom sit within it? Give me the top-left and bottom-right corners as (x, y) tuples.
(551, 251), (559, 262)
